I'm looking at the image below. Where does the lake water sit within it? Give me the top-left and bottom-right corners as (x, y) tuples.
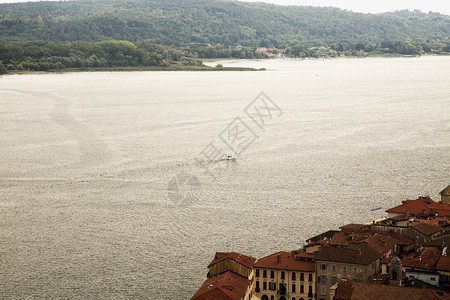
(0, 57), (449, 299)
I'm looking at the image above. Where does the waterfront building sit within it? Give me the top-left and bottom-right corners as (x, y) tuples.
(253, 251), (315, 300)
(315, 244), (382, 300)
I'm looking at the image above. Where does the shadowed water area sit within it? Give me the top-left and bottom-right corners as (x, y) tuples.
(0, 56), (449, 299)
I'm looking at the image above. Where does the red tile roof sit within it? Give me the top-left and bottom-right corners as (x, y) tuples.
(295, 251), (316, 259)
(388, 215), (413, 221)
(386, 197), (450, 216)
(191, 271), (250, 300)
(359, 234), (398, 254)
(330, 232), (352, 246)
(436, 255), (450, 272)
(410, 222), (442, 236)
(316, 244), (381, 265)
(329, 231), (401, 256)
(208, 252), (256, 269)
(339, 224), (368, 232)
(415, 217), (447, 227)
(375, 231), (415, 246)
(424, 233), (450, 248)
(382, 249), (441, 271)
(334, 280), (449, 300)
(306, 230), (339, 243)
(254, 251), (315, 272)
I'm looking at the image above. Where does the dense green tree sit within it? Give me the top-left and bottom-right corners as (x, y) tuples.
(0, 0), (448, 47)
(0, 44), (24, 60)
(0, 60), (7, 74)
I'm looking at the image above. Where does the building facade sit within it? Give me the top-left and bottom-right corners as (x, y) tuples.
(441, 186), (450, 205)
(253, 251), (315, 300)
(315, 245), (382, 300)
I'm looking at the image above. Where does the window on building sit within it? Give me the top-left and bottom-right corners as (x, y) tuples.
(263, 270), (267, 278)
(320, 264), (326, 270)
(321, 285), (326, 295)
(300, 284), (304, 294)
(281, 271), (285, 280)
(353, 267), (357, 273)
(270, 270), (275, 279)
(256, 269), (260, 277)
(256, 281), (260, 292)
(269, 282), (276, 291)
(353, 278), (358, 281)
(372, 262), (375, 269)
(431, 277), (436, 281)
(332, 265), (336, 271)
(300, 273), (305, 281)
(271, 296), (274, 300)
(309, 285), (313, 295)
(263, 281), (267, 290)
(292, 298), (296, 300)
(292, 283), (296, 293)
(343, 266), (347, 272)
(321, 275), (326, 283)
(331, 276), (338, 285)
(292, 272), (296, 280)
(308, 273), (313, 282)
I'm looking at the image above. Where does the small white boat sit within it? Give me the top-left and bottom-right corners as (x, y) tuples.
(226, 144), (237, 160)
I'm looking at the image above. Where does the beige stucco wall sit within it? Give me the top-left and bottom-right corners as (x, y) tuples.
(254, 268), (315, 300)
(315, 260), (379, 300)
(209, 258), (251, 279)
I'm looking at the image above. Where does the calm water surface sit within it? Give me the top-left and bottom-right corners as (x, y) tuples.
(0, 57), (449, 299)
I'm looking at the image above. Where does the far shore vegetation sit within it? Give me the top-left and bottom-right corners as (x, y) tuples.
(1, 40), (448, 75)
(1, 0), (449, 74)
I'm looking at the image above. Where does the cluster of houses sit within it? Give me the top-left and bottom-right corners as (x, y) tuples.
(255, 48), (285, 58)
(191, 186), (450, 300)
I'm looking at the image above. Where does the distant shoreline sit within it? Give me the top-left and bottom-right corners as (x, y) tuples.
(203, 53), (449, 62)
(2, 64), (265, 75)
(3, 54), (448, 75)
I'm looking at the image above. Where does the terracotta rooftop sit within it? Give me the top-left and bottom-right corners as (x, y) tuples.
(386, 197), (450, 216)
(316, 244), (381, 265)
(388, 215), (413, 221)
(436, 255), (450, 272)
(306, 230), (339, 243)
(415, 217), (448, 227)
(329, 231), (403, 256)
(334, 280), (449, 300)
(254, 251), (315, 272)
(208, 252), (256, 269)
(358, 234), (399, 254)
(410, 222), (442, 236)
(339, 224), (368, 233)
(295, 251), (316, 259)
(362, 229), (415, 246)
(382, 249), (441, 271)
(424, 233), (450, 248)
(191, 271), (250, 300)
